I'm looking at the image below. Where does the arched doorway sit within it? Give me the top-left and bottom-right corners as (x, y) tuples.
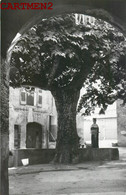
(26, 122), (42, 149)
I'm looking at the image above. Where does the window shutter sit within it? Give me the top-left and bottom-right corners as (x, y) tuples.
(38, 90), (42, 107)
(20, 91), (26, 105)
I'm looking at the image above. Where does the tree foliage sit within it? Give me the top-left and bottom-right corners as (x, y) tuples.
(10, 13), (126, 114)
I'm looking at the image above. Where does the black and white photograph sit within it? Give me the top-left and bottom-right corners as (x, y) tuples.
(1, 0), (126, 195)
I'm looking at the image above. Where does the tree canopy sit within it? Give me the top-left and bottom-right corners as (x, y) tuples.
(10, 13), (126, 114)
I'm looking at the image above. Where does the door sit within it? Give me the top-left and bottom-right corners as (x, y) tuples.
(26, 122), (42, 148)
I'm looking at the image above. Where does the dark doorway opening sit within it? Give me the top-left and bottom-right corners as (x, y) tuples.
(26, 122), (42, 149)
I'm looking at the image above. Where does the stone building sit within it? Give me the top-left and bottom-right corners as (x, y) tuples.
(9, 86), (57, 150)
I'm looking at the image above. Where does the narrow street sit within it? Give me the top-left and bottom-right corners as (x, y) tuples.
(9, 147), (126, 195)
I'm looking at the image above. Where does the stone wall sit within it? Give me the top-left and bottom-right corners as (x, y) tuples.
(9, 148), (119, 167)
(0, 59), (9, 195)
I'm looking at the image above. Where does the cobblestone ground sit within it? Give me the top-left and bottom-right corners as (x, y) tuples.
(9, 148), (126, 195)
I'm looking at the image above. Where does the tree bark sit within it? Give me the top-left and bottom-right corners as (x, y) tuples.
(51, 89), (80, 164)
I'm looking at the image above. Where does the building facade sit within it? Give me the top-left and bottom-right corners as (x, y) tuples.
(9, 87), (57, 150)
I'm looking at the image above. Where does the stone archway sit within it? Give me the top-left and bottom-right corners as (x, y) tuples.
(1, 1), (126, 195)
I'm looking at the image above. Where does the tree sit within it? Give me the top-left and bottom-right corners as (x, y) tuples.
(10, 14), (126, 163)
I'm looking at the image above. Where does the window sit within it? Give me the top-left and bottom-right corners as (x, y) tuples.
(20, 90), (26, 105)
(38, 95), (42, 105)
(21, 91), (26, 102)
(27, 92), (34, 106)
(20, 88), (35, 106)
(14, 125), (21, 149)
(20, 87), (42, 107)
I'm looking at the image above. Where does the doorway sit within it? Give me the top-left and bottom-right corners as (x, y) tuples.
(26, 122), (42, 148)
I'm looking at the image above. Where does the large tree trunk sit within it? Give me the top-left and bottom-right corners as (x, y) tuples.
(51, 89), (80, 164)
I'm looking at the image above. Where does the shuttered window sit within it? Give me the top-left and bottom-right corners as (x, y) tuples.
(27, 92), (34, 106)
(20, 88), (35, 106)
(20, 91), (26, 105)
